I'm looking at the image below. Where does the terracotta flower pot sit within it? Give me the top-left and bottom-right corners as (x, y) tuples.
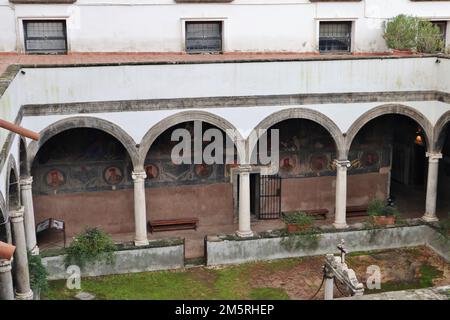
(287, 223), (312, 233)
(372, 215), (396, 226)
(392, 49), (413, 56)
(0, 241), (16, 260)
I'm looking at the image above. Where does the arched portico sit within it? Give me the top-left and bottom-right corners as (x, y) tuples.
(345, 105), (439, 224)
(251, 108), (348, 229)
(27, 116), (140, 170)
(139, 110), (245, 168)
(252, 108), (345, 159)
(345, 104), (434, 156)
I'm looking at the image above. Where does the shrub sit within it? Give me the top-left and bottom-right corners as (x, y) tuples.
(416, 20), (444, 53)
(383, 14), (419, 51)
(367, 199), (399, 217)
(65, 227), (116, 268)
(281, 211), (314, 226)
(28, 252), (49, 296)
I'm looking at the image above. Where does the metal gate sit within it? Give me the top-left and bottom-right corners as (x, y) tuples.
(259, 175), (282, 219)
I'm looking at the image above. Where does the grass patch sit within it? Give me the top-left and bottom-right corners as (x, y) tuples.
(249, 288), (290, 300)
(419, 264), (443, 288)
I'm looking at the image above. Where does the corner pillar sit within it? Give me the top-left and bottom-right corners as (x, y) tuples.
(0, 259), (14, 300)
(10, 207), (33, 300)
(19, 176), (38, 255)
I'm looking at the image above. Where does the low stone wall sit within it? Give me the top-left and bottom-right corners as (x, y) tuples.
(42, 239), (185, 280)
(206, 224), (448, 265)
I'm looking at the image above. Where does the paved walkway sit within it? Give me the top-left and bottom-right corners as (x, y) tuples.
(38, 218), (286, 259)
(340, 285), (450, 300)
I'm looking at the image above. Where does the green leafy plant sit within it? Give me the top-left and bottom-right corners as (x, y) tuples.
(65, 227), (116, 268)
(281, 211), (314, 226)
(383, 14), (419, 51)
(28, 252), (49, 297)
(367, 199), (399, 217)
(417, 20), (444, 53)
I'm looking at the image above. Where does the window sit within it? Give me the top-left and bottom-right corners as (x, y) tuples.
(431, 21), (447, 45)
(185, 21), (222, 54)
(319, 21), (352, 53)
(23, 20), (67, 54)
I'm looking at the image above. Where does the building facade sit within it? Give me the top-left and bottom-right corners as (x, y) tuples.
(0, 0), (450, 54)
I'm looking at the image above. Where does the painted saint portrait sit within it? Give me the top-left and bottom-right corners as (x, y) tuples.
(361, 151), (379, 167)
(45, 169), (65, 188)
(145, 164), (159, 180)
(310, 154), (329, 173)
(280, 156), (295, 172)
(103, 166), (123, 185)
(194, 164), (213, 178)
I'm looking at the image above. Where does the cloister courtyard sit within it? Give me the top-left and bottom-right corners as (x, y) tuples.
(43, 246), (450, 300)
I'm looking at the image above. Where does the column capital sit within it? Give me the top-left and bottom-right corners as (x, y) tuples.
(334, 159), (351, 168)
(0, 259), (12, 273)
(19, 176), (33, 189)
(9, 207), (25, 223)
(426, 152), (443, 162)
(238, 165), (252, 173)
(132, 171), (147, 182)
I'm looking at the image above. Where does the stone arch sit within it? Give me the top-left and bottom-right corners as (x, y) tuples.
(345, 104), (434, 155)
(5, 155), (20, 211)
(433, 111), (450, 152)
(27, 116), (140, 169)
(138, 110), (245, 168)
(251, 108), (345, 159)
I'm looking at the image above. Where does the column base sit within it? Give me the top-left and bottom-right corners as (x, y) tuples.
(134, 239), (149, 246)
(31, 245), (40, 256)
(422, 214), (439, 223)
(333, 222), (349, 229)
(15, 289), (33, 300)
(235, 230), (254, 238)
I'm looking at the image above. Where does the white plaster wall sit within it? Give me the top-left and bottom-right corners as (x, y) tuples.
(0, 3), (17, 52)
(1, 0), (450, 53)
(17, 57), (441, 105)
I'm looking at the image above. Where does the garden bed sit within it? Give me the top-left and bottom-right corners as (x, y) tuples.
(44, 246), (449, 300)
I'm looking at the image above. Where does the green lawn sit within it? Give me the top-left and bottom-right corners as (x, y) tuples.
(44, 259), (297, 300)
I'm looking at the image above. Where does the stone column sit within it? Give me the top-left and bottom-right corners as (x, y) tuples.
(334, 160), (350, 229)
(132, 171), (149, 246)
(324, 268), (334, 300)
(423, 152), (442, 222)
(236, 166), (253, 237)
(0, 259), (14, 300)
(10, 207), (33, 300)
(19, 176), (39, 255)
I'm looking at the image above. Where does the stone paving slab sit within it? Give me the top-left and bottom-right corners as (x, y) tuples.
(339, 286), (450, 300)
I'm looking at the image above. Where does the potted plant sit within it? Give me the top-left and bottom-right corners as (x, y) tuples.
(282, 211), (314, 233)
(383, 14), (418, 55)
(416, 20), (444, 54)
(367, 199), (399, 226)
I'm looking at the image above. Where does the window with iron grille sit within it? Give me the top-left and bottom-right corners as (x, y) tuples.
(431, 21), (447, 45)
(319, 21), (352, 53)
(185, 21), (222, 54)
(23, 20), (67, 54)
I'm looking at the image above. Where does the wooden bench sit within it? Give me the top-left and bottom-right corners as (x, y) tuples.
(346, 205), (369, 218)
(148, 218), (199, 233)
